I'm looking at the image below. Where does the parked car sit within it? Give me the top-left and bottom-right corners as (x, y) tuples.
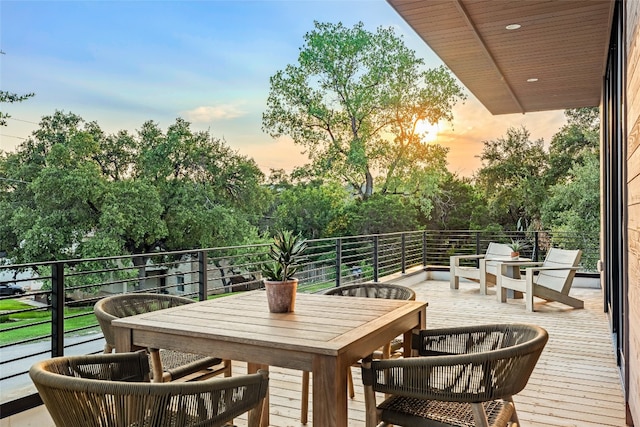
(0, 283), (26, 296)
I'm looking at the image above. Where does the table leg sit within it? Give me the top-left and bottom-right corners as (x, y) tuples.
(248, 363), (269, 427)
(113, 325), (133, 353)
(114, 327), (165, 382)
(301, 371), (310, 425)
(405, 306), (427, 357)
(149, 348), (163, 383)
(313, 355), (348, 426)
(506, 266), (524, 299)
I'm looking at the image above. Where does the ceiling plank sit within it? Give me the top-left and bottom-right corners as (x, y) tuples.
(453, 0), (525, 113)
(387, 0), (615, 114)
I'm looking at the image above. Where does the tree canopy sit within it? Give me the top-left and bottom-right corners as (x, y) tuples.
(262, 21), (465, 199)
(473, 107), (600, 235)
(0, 111), (269, 263)
(1, 103), (602, 267)
(547, 107), (599, 186)
(475, 126), (549, 231)
(542, 151), (600, 235)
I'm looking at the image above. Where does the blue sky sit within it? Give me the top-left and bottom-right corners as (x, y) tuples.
(1, 0), (565, 176)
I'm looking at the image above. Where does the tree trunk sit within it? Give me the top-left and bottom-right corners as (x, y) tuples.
(364, 170), (374, 198)
(132, 256), (147, 290)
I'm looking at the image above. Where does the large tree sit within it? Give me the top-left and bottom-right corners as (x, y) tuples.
(341, 194), (420, 236)
(270, 181), (349, 239)
(541, 151), (600, 269)
(542, 151), (600, 235)
(546, 107), (599, 186)
(423, 173), (486, 231)
(540, 107), (600, 266)
(0, 111), (269, 264)
(475, 126), (548, 231)
(262, 21), (465, 199)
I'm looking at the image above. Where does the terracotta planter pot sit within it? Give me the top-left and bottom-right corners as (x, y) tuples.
(511, 251), (520, 259)
(264, 279), (298, 313)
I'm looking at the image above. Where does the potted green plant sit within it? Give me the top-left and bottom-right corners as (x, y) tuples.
(261, 230), (307, 313)
(508, 240), (527, 259)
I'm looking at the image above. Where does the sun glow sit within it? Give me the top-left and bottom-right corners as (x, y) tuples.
(415, 120), (439, 143)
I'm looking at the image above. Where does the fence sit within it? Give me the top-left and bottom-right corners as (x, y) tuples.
(0, 229), (599, 416)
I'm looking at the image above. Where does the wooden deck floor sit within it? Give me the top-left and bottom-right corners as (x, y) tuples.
(244, 275), (627, 427)
(6, 276), (627, 427)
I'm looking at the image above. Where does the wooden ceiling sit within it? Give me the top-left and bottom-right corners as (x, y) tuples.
(387, 0), (614, 115)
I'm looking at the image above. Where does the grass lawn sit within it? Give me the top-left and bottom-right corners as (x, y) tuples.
(0, 299), (99, 346)
(301, 281), (335, 293)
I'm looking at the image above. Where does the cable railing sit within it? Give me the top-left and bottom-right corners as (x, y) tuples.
(0, 229), (599, 417)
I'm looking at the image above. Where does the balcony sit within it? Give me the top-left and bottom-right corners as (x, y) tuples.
(1, 230), (622, 426)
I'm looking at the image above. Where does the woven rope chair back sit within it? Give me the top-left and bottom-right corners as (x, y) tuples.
(94, 293), (196, 350)
(323, 283), (416, 300)
(411, 323), (548, 401)
(30, 352), (268, 427)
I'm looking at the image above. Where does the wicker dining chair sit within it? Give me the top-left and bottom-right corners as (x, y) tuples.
(94, 293), (231, 382)
(30, 351), (268, 427)
(361, 323), (549, 427)
(300, 282), (417, 424)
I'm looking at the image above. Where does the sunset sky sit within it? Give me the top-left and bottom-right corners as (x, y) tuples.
(1, 1), (566, 178)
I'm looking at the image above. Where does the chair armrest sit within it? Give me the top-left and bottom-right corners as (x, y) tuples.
(497, 261), (543, 268)
(522, 265), (580, 281)
(451, 254), (485, 261)
(525, 266), (580, 272)
(450, 254), (484, 268)
(496, 261), (542, 276)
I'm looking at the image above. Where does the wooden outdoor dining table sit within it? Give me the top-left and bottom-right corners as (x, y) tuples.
(112, 289), (427, 427)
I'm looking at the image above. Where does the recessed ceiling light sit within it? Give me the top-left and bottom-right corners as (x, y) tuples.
(527, 78), (538, 82)
(506, 24), (521, 30)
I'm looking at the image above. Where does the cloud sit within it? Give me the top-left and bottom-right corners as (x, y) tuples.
(182, 104), (246, 123)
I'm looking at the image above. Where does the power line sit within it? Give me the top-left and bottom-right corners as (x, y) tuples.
(8, 117), (38, 125)
(0, 134), (27, 140)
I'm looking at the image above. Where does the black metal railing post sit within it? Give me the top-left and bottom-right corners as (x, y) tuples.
(373, 235), (379, 282)
(198, 250), (207, 301)
(475, 232), (481, 268)
(335, 238), (342, 287)
(51, 262), (65, 357)
(422, 231), (427, 266)
(533, 231), (540, 262)
(401, 233), (406, 274)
